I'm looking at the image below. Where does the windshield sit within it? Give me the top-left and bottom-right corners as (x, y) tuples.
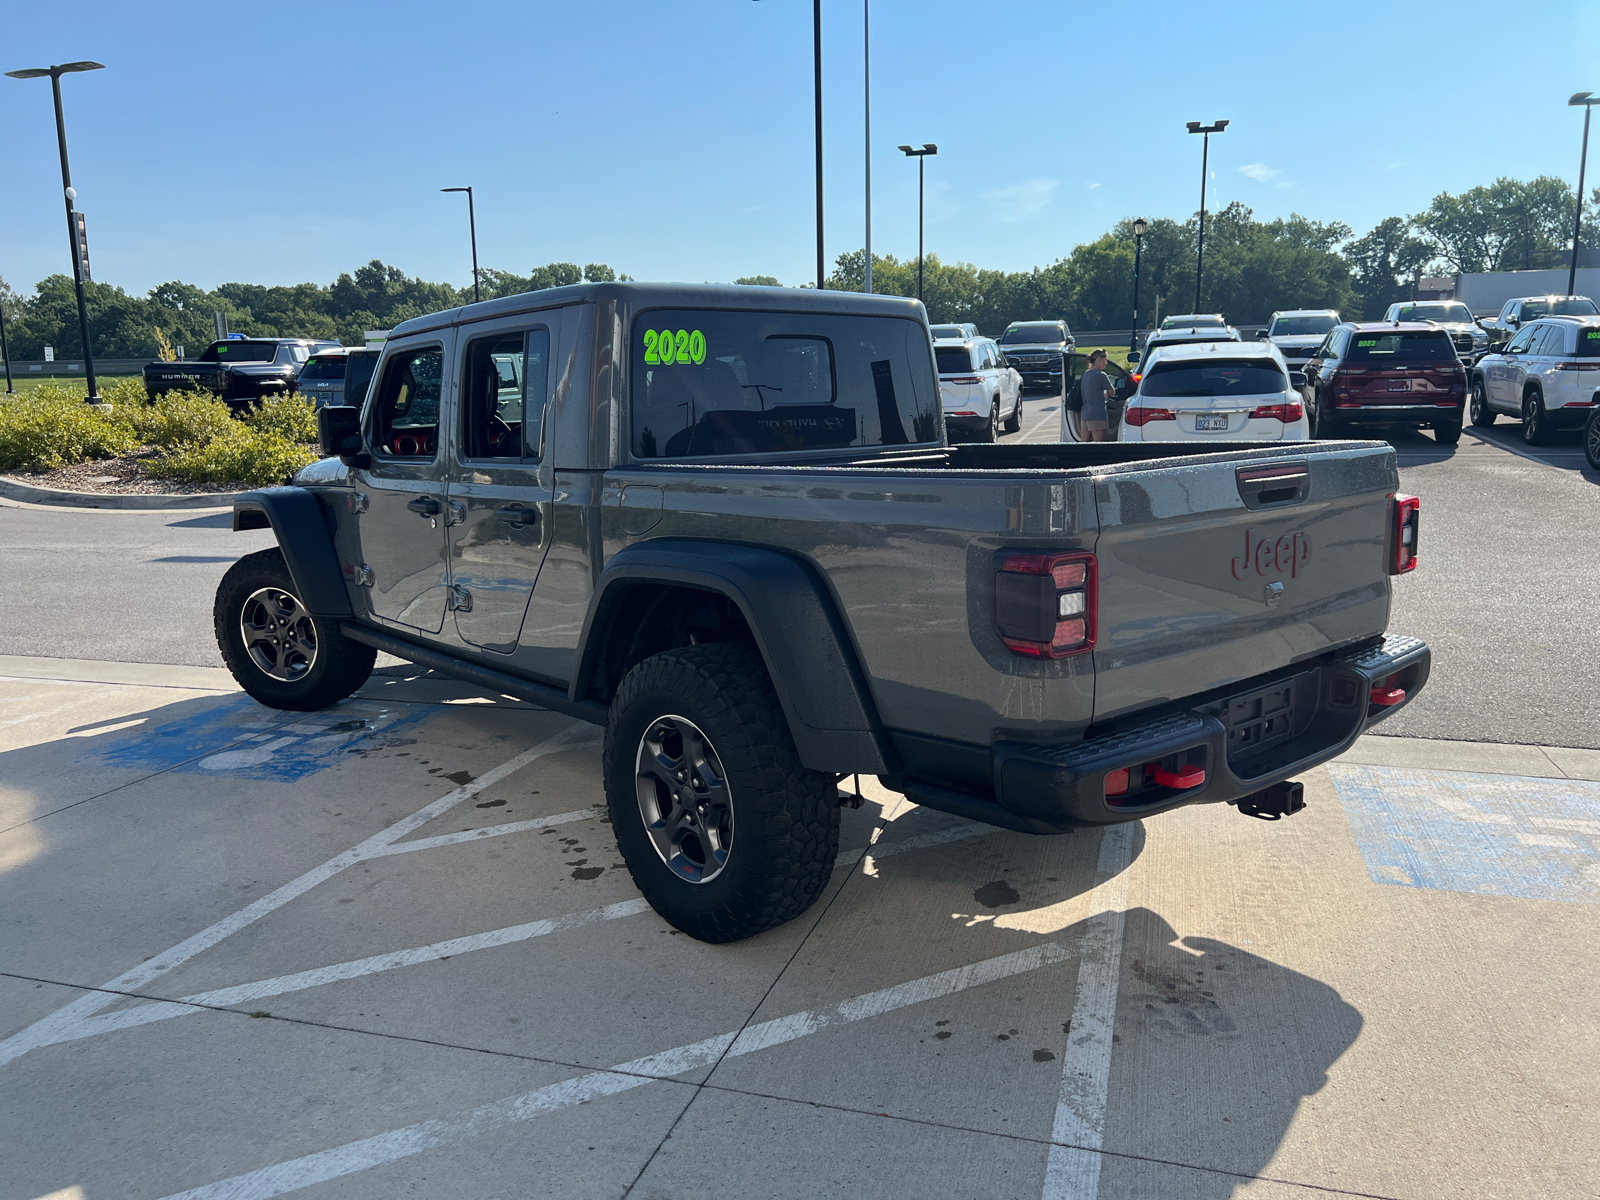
(631, 309), (939, 458)
(1000, 325), (1065, 345)
(346, 351), (379, 407)
(1395, 303), (1473, 324)
(299, 356), (346, 380)
(1140, 358), (1285, 398)
(1347, 331), (1456, 361)
(935, 347), (974, 374)
(1522, 297), (1599, 319)
(1270, 315), (1338, 336)
(1161, 315), (1225, 330)
(198, 341), (278, 363)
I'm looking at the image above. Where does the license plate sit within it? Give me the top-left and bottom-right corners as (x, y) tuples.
(1195, 415), (1228, 430)
(1389, 378), (1410, 391)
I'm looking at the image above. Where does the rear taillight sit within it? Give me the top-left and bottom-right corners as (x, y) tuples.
(1130, 372), (1142, 384)
(1124, 406), (1176, 427)
(994, 551), (1097, 658)
(1389, 494), (1419, 574)
(1248, 402), (1304, 421)
(945, 375), (981, 384)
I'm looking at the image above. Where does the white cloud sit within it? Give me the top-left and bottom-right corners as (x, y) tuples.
(1238, 162), (1292, 189)
(980, 179), (1059, 224)
(1087, 181), (1101, 190)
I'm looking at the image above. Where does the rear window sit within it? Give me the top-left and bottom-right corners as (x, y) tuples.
(1347, 331), (1456, 361)
(1000, 324), (1064, 345)
(299, 356), (346, 380)
(1575, 329), (1600, 357)
(198, 341), (278, 363)
(935, 347), (974, 374)
(631, 309), (939, 458)
(1140, 358), (1286, 398)
(1161, 315), (1225, 330)
(1271, 315), (1337, 336)
(1522, 298), (1599, 319)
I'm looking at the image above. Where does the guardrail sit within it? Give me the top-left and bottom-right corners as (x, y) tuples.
(2, 358), (151, 377)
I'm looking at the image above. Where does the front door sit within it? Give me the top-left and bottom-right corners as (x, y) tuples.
(447, 320), (558, 655)
(1491, 325), (1538, 410)
(354, 336), (454, 633)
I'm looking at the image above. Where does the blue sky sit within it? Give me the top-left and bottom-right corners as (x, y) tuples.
(3, 0), (1600, 297)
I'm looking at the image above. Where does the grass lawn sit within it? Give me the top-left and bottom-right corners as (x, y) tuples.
(1, 374), (141, 396)
(1072, 344), (1135, 371)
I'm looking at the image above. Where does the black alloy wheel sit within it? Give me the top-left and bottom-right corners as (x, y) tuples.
(974, 400), (999, 443)
(1469, 378), (1495, 427)
(1522, 391), (1553, 445)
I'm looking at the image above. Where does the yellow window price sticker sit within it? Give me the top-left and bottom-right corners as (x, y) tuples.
(644, 328), (707, 366)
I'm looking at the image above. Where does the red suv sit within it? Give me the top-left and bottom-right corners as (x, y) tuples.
(1301, 322), (1466, 443)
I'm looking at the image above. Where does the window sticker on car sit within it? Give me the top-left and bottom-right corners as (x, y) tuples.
(643, 328), (708, 366)
(1357, 339), (1377, 348)
(1587, 331), (1600, 340)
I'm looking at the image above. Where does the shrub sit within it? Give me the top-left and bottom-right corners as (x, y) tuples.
(240, 393), (318, 443)
(154, 424), (316, 488)
(124, 388), (236, 450)
(0, 391), (139, 471)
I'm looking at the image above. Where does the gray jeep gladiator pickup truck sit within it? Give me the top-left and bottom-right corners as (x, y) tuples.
(214, 282), (1429, 942)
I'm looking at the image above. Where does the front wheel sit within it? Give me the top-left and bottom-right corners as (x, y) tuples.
(1469, 378), (1495, 427)
(604, 644), (840, 943)
(215, 548), (376, 710)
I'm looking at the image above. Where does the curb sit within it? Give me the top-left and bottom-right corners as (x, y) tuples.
(0, 475), (242, 510)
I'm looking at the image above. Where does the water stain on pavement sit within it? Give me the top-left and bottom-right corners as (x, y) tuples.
(972, 880), (1020, 908)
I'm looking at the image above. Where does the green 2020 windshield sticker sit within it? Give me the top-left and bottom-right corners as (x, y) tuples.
(644, 328), (707, 366)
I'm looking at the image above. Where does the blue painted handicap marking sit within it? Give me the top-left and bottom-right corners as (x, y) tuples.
(1331, 764), (1600, 905)
(95, 695), (430, 782)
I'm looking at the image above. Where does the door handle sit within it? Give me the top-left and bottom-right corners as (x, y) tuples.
(495, 504), (539, 528)
(407, 496), (441, 517)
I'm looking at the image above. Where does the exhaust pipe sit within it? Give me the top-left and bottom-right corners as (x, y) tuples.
(1231, 780), (1305, 821)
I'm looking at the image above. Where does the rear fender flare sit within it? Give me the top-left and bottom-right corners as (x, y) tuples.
(575, 540), (892, 775)
(232, 486), (352, 619)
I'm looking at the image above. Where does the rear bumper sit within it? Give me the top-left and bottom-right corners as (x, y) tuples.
(895, 634), (1431, 834)
(1548, 405), (1595, 429)
(943, 411), (992, 431)
(1329, 402), (1462, 426)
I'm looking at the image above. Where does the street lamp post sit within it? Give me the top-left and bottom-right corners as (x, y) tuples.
(863, 0), (871, 294)
(6, 61), (105, 404)
(1186, 119), (1228, 315)
(898, 144), (938, 302)
(1129, 217), (1148, 356)
(814, 0), (825, 290)
(440, 187), (480, 304)
(1568, 93), (1598, 298)
(1, 290), (13, 394)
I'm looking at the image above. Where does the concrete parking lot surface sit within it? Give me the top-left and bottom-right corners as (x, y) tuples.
(2, 652), (1596, 1200)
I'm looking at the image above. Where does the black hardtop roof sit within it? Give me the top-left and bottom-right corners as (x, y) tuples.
(388, 281), (928, 339)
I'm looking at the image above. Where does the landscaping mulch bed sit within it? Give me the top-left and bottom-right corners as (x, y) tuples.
(9, 450), (238, 496)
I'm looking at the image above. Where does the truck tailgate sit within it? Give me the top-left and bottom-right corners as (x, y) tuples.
(1091, 443), (1396, 723)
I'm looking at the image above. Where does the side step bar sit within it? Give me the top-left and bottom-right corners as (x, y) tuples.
(341, 623), (607, 726)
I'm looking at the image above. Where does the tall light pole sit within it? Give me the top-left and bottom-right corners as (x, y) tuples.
(898, 144), (937, 302)
(1129, 217), (1148, 356)
(1186, 119), (1228, 314)
(6, 61), (105, 404)
(441, 187), (480, 304)
(1568, 93), (1598, 298)
(863, 0), (872, 294)
(813, 0), (825, 290)
(1, 288), (13, 394)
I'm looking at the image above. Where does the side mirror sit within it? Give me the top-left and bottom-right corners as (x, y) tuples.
(1506, 316), (1520, 328)
(1126, 350), (1140, 364)
(1256, 329), (1270, 340)
(318, 404), (367, 465)
(1289, 370), (1307, 390)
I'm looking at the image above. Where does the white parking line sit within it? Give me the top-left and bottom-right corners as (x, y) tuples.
(158, 938), (1082, 1200)
(1042, 822), (1137, 1199)
(365, 808), (597, 857)
(0, 722), (599, 1070)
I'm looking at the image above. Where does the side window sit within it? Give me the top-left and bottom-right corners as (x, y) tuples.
(1536, 325), (1570, 357)
(1506, 325), (1539, 354)
(370, 346), (444, 460)
(980, 343), (997, 371)
(289, 345), (310, 364)
(460, 328), (552, 460)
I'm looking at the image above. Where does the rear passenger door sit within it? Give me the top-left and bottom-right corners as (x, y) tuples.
(446, 317), (558, 655)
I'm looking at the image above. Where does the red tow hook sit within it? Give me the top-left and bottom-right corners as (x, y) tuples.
(1370, 687), (1407, 707)
(1150, 763), (1206, 790)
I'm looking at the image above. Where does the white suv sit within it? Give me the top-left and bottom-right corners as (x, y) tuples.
(1261, 309), (1340, 368)
(1469, 316), (1600, 444)
(1120, 342), (1309, 443)
(934, 337), (1022, 442)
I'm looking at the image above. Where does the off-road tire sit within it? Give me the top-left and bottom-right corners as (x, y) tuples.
(1003, 395), (1021, 433)
(1522, 389), (1553, 445)
(604, 643), (839, 943)
(1432, 415), (1463, 445)
(1469, 378), (1495, 427)
(214, 547), (375, 711)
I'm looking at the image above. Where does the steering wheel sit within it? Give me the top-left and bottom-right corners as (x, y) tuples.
(487, 414), (514, 455)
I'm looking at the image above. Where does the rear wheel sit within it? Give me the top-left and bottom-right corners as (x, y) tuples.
(1003, 394), (1021, 433)
(1522, 390), (1553, 445)
(1585, 408), (1600, 470)
(1432, 413), (1463, 445)
(604, 644), (840, 943)
(974, 400), (999, 443)
(1469, 378), (1495, 427)
(215, 548), (376, 710)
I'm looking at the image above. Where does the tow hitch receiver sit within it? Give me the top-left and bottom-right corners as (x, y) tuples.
(1231, 780), (1305, 821)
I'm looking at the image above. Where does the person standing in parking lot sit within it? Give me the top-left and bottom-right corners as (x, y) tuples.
(1079, 349), (1113, 442)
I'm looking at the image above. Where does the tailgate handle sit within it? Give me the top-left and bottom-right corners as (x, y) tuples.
(1237, 463), (1309, 509)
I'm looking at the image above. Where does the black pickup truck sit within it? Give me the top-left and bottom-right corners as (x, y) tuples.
(213, 282), (1429, 942)
(144, 337), (338, 407)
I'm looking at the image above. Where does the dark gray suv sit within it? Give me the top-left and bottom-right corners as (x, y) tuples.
(997, 321), (1075, 393)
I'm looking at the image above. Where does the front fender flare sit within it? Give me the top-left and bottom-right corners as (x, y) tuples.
(575, 540), (892, 775)
(232, 486), (352, 619)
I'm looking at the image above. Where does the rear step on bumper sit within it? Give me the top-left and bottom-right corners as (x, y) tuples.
(897, 634), (1429, 833)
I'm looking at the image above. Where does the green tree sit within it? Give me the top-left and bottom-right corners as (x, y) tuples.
(1345, 217), (1434, 318)
(1414, 177), (1575, 273)
(734, 275), (782, 286)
